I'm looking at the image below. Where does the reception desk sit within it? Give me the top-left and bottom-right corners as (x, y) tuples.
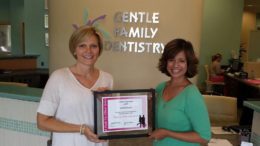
(224, 74), (260, 107)
(0, 55), (49, 88)
(0, 85), (50, 146)
(0, 69), (49, 88)
(244, 101), (260, 146)
(224, 74), (260, 125)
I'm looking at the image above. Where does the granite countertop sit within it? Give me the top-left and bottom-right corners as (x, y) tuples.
(0, 85), (42, 102)
(244, 101), (260, 113)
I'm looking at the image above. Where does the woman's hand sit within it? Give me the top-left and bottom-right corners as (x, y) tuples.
(149, 128), (169, 141)
(83, 126), (107, 143)
(150, 129), (209, 144)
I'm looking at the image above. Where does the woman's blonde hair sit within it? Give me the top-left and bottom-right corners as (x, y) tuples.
(69, 26), (103, 59)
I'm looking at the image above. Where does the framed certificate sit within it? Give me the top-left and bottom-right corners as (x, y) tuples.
(93, 89), (155, 139)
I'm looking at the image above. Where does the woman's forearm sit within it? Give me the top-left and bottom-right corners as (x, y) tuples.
(37, 113), (81, 133)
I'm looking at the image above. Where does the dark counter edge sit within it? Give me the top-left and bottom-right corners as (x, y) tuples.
(243, 101), (260, 113)
(0, 55), (39, 60)
(0, 85), (43, 102)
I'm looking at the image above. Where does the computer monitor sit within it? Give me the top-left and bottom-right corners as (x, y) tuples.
(231, 59), (243, 72)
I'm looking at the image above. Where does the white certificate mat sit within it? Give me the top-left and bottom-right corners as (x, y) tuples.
(102, 95), (148, 132)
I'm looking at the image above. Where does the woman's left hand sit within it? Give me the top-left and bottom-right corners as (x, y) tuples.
(149, 128), (169, 141)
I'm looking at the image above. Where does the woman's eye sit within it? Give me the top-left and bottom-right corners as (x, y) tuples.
(179, 59), (186, 62)
(78, 44), (86, 48)
(90, 44), (98, 48)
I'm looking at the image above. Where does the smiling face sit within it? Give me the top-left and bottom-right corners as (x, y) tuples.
(75, 35), (100, 67)
(166, 51), (187, 79)
(158, 39), (198, 78)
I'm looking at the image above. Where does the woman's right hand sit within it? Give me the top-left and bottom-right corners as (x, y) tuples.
(37, 113), (107, 143)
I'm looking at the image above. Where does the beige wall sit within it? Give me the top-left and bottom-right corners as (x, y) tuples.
(49, 0), (203, 89)
(244, 62), (260, 78)
(241, 11), (256, 62)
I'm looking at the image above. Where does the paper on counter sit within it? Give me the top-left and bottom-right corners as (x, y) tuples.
(241, 141), (253, 146)
(208, 138), (233, 146)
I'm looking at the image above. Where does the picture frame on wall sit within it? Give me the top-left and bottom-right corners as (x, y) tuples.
(44, 14), (48, 28)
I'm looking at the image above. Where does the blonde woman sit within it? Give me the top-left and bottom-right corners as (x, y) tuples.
(37, 26), (113, 146)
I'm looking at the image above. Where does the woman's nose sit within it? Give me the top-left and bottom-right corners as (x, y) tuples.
(174, 61), (179, 67)
(84, 46), (91, 52)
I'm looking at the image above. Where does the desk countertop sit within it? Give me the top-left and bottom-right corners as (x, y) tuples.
(244, 101), (260, 113)
(0, 85), (42, 102)
(226, 74), (260, 88)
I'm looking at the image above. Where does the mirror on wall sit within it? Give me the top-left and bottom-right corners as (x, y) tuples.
(0, 24), (11, 54)
(0, 0), (49, 68)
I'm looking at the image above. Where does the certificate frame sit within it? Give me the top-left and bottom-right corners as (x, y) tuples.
(93, 89), (155, 139)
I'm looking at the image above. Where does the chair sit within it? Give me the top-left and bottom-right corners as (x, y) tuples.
(203, 95), (238, 126)
(204, 64), (224, 95)
(0, 81), (28, 87)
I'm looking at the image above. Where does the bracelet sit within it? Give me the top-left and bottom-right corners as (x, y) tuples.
(80, 124), (86, 135)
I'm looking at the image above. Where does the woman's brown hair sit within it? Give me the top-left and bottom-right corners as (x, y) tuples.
(158, 38), (199, 78)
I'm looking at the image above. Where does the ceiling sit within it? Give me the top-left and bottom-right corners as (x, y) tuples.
(244, 0), (260, 13)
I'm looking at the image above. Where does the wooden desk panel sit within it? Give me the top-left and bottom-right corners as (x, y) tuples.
(0, 56), (37, 70)
(224, 74), (260, 125)
(224, 75), (260, 107)
(0, 59), (36, 70)
(0, 69), (49, 88)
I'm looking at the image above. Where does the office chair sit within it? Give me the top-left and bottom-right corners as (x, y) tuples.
(203, 95), (238, 126)
(204, 64), (225, 95)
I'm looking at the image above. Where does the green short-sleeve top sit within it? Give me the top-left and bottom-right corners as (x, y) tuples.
(154, 82), (211, 146)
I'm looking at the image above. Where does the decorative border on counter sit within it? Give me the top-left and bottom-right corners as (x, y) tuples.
(0, 117), (50, 137)
(0, 85), (42, 102)
(0, 93), (40, 102)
